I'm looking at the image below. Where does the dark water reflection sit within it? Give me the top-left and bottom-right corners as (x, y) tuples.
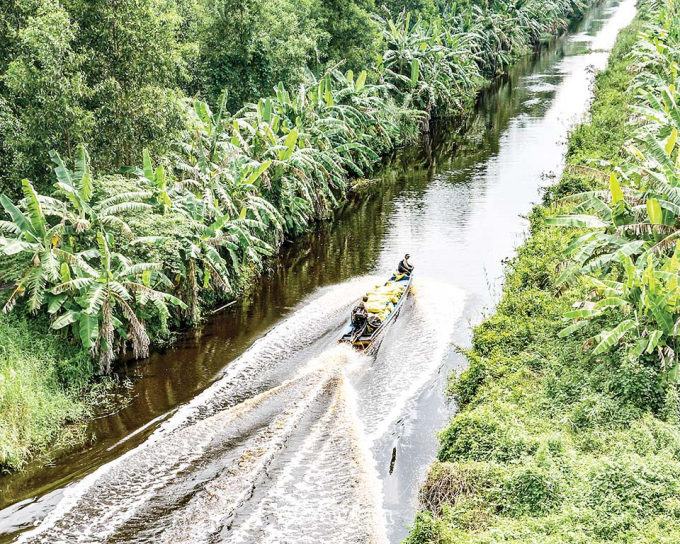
(0, 0), (636, 540)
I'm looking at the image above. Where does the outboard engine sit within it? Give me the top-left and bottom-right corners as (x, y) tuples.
(351, 305), (368, 329)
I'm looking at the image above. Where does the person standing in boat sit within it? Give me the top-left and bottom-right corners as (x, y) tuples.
(397, 254), (414, 276)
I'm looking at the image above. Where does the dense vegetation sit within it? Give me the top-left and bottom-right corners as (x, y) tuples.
(0, 0), (586, 195)
(407, 1), (680, 541)
(0, 312), (92, 469)
(0, 0), (587, 470)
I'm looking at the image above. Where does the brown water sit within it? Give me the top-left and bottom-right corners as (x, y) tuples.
(0, 1), (637, 541)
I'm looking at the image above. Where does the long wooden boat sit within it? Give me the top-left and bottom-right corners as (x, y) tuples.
(339, 273), (413, 351)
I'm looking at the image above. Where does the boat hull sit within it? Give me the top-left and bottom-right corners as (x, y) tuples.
(339, 273), (413, 351)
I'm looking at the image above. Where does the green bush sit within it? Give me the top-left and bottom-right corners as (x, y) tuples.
(0, 312), (91, 470)
(583, 454), (680, 539)
(438, 405), (539, 463)
(500, 464), (563, 515)
(404, 510), (456, 544)
(450, 354), (488, 407)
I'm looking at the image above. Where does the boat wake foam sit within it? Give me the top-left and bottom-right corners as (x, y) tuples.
(16, 277), (464, 544)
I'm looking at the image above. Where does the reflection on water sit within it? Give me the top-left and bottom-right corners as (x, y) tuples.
(0, 0), (636, 541)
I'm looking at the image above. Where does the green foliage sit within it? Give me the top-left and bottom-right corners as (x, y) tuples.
(0, 311), (91, 471)
(0, 149), (186, 371)
(68, 0), (189, 169)
(565, 21), (640, 166)
(663, 384), (680, 423)
(2, 0), (93, 191)
(196, 0), (381, 110)
(312, 0), (381, 71)
(450, 354), (488, 407)
(0, 0), (188, 190)
(501, 464), (563, 515)
(404, 510), (456, 544)
(197, 0), (323, 110)
(378, 12), (482, 118)
(382, 0), (440, 21)
(546, 1), (680, 377)
(0, 0), (589, 189)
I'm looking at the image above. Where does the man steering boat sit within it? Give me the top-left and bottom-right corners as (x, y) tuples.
(397, 254), (414, 276)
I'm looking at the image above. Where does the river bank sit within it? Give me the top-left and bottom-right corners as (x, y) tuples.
(406, 3), (680, 542)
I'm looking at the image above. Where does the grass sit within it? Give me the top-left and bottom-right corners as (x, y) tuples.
(404, 17), (680, 544)
(0, 311), (94, 472)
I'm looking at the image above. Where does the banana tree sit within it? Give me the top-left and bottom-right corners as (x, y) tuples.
(178, 93), (239, 182)
(51, 231), (185, 373)
(631, 86), (680, 139)
(560, 250), (680, 377)
(176, 214), (240, 324)
(378, 12), (480, 114)
(547, 164), (680, 285)
(120, 149), (174, 214)
(329, 70), (401, 152)
(48, 145), (152, 238)
(0, 179), (63, 312)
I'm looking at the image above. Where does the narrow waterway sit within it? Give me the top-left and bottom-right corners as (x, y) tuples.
(0, 1), (636, 541)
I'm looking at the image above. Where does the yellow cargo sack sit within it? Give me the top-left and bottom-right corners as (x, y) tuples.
(365, 300), (388, 313)
(362, 282), (405, 312)
(373, 285), (402, 303)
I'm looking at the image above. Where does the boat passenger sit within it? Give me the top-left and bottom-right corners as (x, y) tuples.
(397, 254), (414, 276)
(351, 296), (369, 329)
(366, 313), (382, 332)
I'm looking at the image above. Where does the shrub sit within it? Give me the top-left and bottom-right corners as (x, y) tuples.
(438, 406), (539, 463)
(0, 312), (90, 470)
(404, 510), (455, 544)
(500, 465), (563, 515)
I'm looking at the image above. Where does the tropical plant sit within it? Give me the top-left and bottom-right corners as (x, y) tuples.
(0, 179), (63, 312)
(47, 145), (152, 239)
(378, 12), (481, 116)
(559, 249), (680, 371)
(51, 231), (185, 372)
(549, 0), (680, 377)
(0, 147), (188, 373)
